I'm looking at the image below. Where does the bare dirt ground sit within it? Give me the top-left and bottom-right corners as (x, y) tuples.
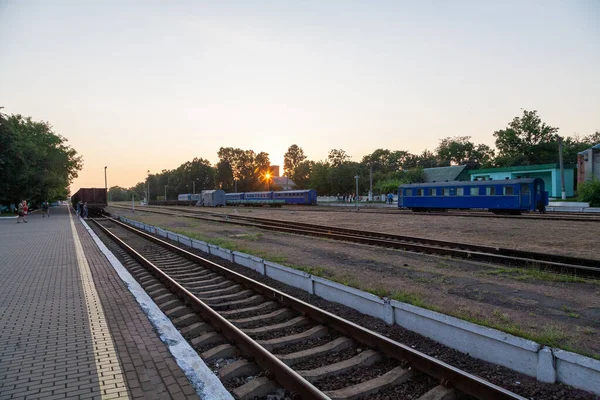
(108, 204), (600, 359)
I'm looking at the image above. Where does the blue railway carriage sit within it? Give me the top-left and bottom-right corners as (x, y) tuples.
(178, 193), (200, 202)
(273, 189), (317, 205)
(399, 178), (548, 214)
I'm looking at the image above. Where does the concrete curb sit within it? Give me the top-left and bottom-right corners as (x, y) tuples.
(120, 217), (600, 396)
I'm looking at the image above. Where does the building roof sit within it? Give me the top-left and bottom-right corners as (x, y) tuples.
(578, 143), (600, 154)
(468, 163), (576, 174)
(423, 165), (467, 182)
(273, 176), (295, 186)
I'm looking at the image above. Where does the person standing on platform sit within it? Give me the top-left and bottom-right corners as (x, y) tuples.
(76, 201), (82, 216)
(22, 200), (28, 223)
(83, 202), (88, 219)
(17, 200), (25, 223)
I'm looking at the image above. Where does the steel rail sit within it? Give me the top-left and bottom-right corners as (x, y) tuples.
(102, 217), (527, 400)
(91, 219), (329, 400)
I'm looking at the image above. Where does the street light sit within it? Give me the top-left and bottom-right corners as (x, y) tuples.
(164, 185), (168, 201)
(147, 170), (150, 203)
(192, 181), (195, 194)
(354, 175), (359, 210)
(104, 166), (108, 203)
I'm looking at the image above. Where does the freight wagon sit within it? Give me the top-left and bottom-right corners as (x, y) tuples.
(71, 188), (107, 216)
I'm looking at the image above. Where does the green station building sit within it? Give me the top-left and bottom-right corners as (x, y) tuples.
(468, 163), (576, 198)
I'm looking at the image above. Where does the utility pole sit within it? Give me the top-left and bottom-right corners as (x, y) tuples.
(147, 170), (150, 203)
(104, 166), (108, 202)
(164, 185), (168, 200)
(193, 181), (195, 194)
(354, 175), (359, 210)
(558, 136), (566, 200)
(369, 164), (373, 201)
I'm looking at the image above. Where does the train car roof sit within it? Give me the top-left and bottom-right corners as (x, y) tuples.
(400, 178), (540, 188)
(275, 189), (315, 193)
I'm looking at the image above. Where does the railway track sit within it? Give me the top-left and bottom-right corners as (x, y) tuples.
(91, 217), (527, 400)
(145, 201), (600, 222)
(110, 205), (600, 278)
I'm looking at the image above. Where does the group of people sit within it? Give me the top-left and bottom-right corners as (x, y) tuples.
(16, 200), (51, 223)
(76, 201), (89, 218)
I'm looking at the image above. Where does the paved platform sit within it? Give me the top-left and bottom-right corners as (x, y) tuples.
(0, 206), (199, 399)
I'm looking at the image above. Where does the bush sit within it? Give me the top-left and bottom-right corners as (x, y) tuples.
(577, 179), (600, 207)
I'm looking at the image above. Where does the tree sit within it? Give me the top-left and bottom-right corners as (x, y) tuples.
(0, 113), (82, 205)
(308, 161), (332, 195)
(291, 160), (312, 189)
(493, 110), (559, 166)
(435, 136), (495, 169)
(217, 147), (271, 191)
(283, 144), (307, 180)
(327, 149), (351, 167)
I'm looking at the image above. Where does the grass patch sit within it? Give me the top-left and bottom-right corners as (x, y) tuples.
(483, 267), (589, 284)
(390, 291), (429, 309)
(296, 266), (327, 277)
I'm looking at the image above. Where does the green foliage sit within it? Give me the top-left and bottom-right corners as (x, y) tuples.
(436, 136), (495, 169)
(577, 179), (600, 207)
(217, 147), (270, 192)
(0, 113), (82, 205)
(283, 144), (306, 181)
(493, 110), (560, 166)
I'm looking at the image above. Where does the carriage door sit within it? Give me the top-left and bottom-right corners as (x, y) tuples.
(520, 183), (531, 208)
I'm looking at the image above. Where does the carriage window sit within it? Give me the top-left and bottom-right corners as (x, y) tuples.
(470, 187), (479, 196)
(504, 186), (514, 195)
(521, 184), (530, 194)
(457, 187), (464, 196)
(443, 188), (450, 196)
(417, 189), (423, 196)
(428, 188), (436, 196)
(486, 187), (496, 195)
(406, 189), (412, 196)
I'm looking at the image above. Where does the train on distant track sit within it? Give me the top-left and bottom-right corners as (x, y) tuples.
(399, 178), (548, 214)
(71, 188), (107, 216)
(226, 189), (318, 206)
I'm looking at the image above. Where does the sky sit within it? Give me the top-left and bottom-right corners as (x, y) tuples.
(1, 0), (599, 193)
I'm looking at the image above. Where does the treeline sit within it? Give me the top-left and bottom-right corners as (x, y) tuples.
(111, 109), (598, 201)
(0, 111), (82, 207)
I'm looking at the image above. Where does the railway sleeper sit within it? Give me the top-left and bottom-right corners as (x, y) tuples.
(243, 316), (309, 336)
(182, 276), (226, 288)
(257, 325), (328, 351)
(197, 289), (254, 305)
(276, 337), (354, 366)
(186, 280), (237, 292)
(218, 359), (262, 380)
(190, 332), (225, 348)
(230, 309), (295, 328)
(324, 366), (413, 400)
(219, 301), (277, 318)
(418, 385), (456, 400)
(201, 343), (240, 361)
(171, 312), (201, 327)
(192, 284), (243, 297)
(209, 294), (266, 311)
(232, 376), (278, 400)
(180, 321), (211, 337)
(300, 349), (381, 383)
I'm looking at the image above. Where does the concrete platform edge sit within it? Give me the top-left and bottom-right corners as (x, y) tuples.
(81, 218), (234, 400)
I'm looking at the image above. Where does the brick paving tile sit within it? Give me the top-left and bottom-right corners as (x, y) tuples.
(0, 209), (204, 400)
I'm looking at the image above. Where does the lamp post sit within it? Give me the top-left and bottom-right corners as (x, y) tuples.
(354, 175), (359, 210)
(147, 170), (150, 203)
(164, 185), (168, 201)
(192, 181), (195, 194)
(104, 166), (107, 202)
